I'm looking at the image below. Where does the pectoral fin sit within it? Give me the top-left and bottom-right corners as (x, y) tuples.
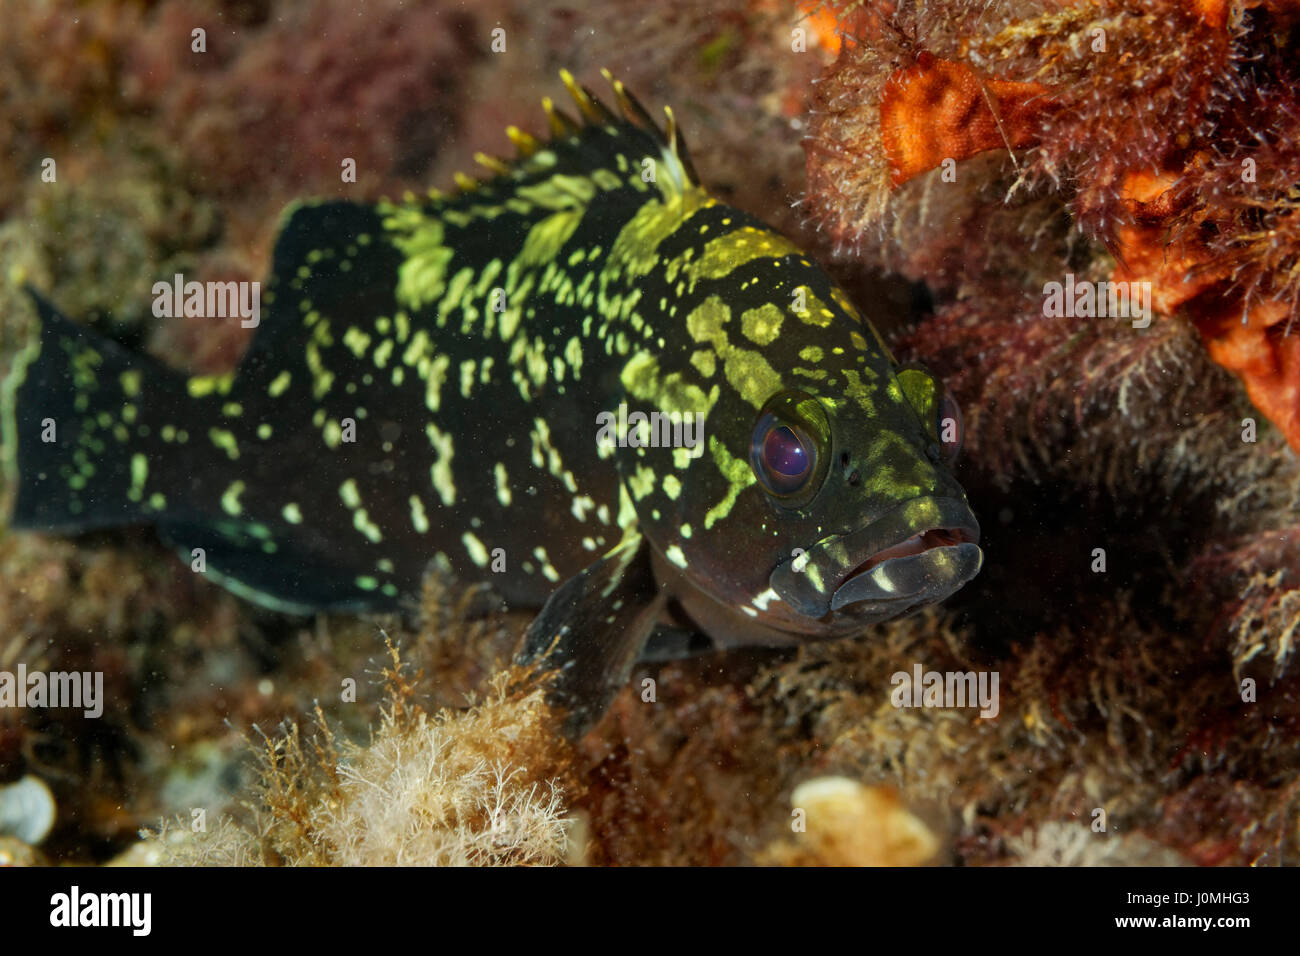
(516, 531), (666, 737)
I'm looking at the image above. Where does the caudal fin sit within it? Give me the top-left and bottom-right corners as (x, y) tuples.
(2, 290), (189, 532)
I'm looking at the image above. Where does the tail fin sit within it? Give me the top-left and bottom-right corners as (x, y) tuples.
(2, 290), (189, 533)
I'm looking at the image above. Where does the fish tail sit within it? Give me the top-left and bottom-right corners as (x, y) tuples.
(3, 290), (192, 532)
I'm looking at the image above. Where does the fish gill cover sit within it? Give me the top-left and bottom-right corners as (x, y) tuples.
(0, 0), (1295, 872)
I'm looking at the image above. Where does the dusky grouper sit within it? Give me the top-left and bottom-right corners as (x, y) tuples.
(2, 71), (982, 731)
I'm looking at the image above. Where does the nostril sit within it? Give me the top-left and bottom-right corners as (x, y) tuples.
(840, 452), (860, 485)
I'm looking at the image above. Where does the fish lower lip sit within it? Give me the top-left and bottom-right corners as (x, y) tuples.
(830, 540), (983, 612)
(768, 497), (982, 619)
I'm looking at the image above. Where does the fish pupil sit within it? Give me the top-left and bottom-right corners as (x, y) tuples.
(764, 426), (808, 478)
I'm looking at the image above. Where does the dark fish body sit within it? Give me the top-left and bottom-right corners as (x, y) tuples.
(3, 73), (982, 728)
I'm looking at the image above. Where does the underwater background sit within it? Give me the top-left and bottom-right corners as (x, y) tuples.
(1, 0), (1298, 866)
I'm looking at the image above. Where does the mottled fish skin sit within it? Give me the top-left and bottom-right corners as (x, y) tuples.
(3, 72), (982, 670)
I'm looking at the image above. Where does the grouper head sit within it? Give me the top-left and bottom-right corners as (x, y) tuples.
(756, 372), (983, 636)
(615, 261), (982, 644)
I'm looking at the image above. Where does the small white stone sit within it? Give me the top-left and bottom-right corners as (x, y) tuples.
(0, 775), (57, 845)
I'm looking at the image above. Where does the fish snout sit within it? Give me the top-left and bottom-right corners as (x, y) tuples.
(770, 496), (982, 622)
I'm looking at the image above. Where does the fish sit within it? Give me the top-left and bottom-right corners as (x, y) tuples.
(1, 71), (983, 733)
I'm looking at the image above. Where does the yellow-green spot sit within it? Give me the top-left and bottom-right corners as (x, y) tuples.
(187, 373), (234, 398)
(127, 453), (148, 502)
(409, 495), (429, 534)
(425, 354), (451, 412)
(390, 213), (456, 312)
(619, 350), (720, 423)
(689, 350), (716, 378)
(343, 326), (371, 359)
(793, 367), (828, 380)
(704, 437), (755, 529)
(460, 359), (477, 398)
(516, 208), (585, 273)
(740, 303), (784, 346)
(403, 328), (432, 367)
(426, 423), (456, 506)
(473, 258), (504, 299)
(435, 267), (475, 325)
(282, 503), (303, 524)
(209, 427), (240, 460)
(628, 465), (656, 500)
(564, 336), (584, 379)
(352, 508), (383, 544)
(339, 478), (361, 509)
(795, 288), (833, 328)
(268, 370), (292, 397)
(532, 545), (561, 582)
(305, 341), (334, 398)
(686, 297), (782, 410)
(221, 480), (246, 516)
(494, 463), (511, 507)
(462, 531), (488, 567)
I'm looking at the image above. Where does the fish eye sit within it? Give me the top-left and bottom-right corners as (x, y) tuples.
(754, 416), (814, 492)
(750, 391), (831, 505)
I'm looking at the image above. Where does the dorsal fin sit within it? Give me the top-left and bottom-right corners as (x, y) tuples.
(601, 69), (699, 185)
(541, 95), (583, 137)
(559, 68), (616, 124)
(447, 70), (700, 201)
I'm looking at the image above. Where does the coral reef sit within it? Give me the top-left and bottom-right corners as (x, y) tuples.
(1006, 822), (1189, 867)
(788, 0), (1300, 866)
(805, 0), (1300, 452)
(759, 777), (941, 866)
(159, 646), (577, 867)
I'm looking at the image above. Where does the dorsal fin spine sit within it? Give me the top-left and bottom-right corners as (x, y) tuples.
(445, 72), (699, 197)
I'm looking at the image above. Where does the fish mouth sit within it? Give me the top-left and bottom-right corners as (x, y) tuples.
(828, 525), (980, 613)
(769, 496), (983, 622)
